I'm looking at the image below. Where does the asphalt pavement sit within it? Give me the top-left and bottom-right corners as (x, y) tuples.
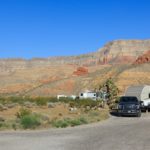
(0, 113), (150, 150)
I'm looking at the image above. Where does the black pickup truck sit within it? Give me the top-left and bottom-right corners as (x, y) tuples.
(118, 96), (141, 117)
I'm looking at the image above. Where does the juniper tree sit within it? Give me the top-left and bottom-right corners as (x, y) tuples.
(105, 78), (118, 102)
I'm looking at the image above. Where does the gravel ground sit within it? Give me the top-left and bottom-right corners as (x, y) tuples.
(1, 113), (150, 150)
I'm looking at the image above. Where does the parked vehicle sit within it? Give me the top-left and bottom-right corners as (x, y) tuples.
(79, 91), (97, 100)
(125, 85), (150, 112)
(118, 96), (141, 117)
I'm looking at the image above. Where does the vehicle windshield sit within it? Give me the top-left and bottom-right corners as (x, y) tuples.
(120, 97), (138, 103)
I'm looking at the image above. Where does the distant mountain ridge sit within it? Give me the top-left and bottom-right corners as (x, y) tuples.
(0, 39), (150, 96)
(1, 39), (150, 69)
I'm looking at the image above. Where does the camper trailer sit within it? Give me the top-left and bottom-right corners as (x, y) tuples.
(125, 85), (150, 111)
(79, 91), (97, 100)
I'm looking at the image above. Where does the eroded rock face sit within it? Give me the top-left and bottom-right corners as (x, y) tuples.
(134, 50), (150, 64)
(97, 40), (150, 64)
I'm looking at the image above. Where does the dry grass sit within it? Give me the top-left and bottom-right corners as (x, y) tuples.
(0, 103), (109, 130)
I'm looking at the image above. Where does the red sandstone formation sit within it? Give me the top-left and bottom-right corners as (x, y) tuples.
(73, 67), (88, 76)
(134, 50), (150, 64)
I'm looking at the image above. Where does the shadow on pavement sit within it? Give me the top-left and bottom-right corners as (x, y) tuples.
(110, 111), (120, 117)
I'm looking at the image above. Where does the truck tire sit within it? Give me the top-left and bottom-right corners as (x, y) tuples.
(141, 109), (146, 113)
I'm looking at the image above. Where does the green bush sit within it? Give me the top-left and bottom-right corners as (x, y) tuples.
(69, 119), (81, 126)
(79, 117), (88, 124)
(52, 117), (88, 128)
(57, 97), (101, 109)
(48, 97), (58, 103)
(35, 97), (48, 106)
(20, 114), (41, 129)
(89, 111), (100, 117)
(0, 96), (101, 109)
(76, 99), (101, 108)
(0, 123), (4, 128)
(16, 108), (41, 129)
(12, 123), (17, 130)
(52, 119), (69, 128)
(0, 97), (6, 104)
(7, 97), (25, 105)
(0, 122), (9, 128)
(70, 117), (88, 126)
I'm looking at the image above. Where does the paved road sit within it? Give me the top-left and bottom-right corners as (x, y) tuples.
(1, 114), (150, 150)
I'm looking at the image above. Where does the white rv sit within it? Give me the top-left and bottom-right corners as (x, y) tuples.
(79, 91), (97, 100)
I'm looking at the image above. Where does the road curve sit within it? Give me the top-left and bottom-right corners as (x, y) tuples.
(1, 114), (150, 150)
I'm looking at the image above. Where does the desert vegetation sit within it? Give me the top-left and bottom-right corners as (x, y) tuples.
(0, 96), (109, 130)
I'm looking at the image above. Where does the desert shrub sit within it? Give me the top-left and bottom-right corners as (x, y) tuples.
(69, 119), (81, 126)
(48, 97), (58, 103)
(0, 122), (9, 128)
(52, 119), (69, 128)
(69, 101), (76, 107)
(16, 108), (32, 119)
(16, 108), (42, 129)
(20, 114), (41, 129)
(89, 111), (100, 117)
(79, 117), (88, 124)
(0, 96), (101, 109)
(70, 117), (88, 127)
(0, 123), (3, 128)
(7, 97), (25, 105)
(52, 117), (88, 128)
(57, 97), (101, 109)
(35, 97), (48, 106)
(59, 97), (74, 103)
(0, 96), (33, 105)
(12, 123), (17, 130)
(0, 97), (6, 104)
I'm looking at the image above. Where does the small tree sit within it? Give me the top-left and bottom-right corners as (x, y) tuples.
(105, 78), (118, 103)
(98, 78), (118, 105)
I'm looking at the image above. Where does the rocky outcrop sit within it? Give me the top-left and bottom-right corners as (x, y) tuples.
(97, 40), (150, 64)
(73, 67), (88, 76)
(134, 50), (150, 64)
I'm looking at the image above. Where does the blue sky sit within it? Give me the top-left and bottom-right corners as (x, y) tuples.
(0, 0), (150, 58)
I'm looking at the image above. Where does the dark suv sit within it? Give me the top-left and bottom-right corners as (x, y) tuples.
(118, 96), (141, 117)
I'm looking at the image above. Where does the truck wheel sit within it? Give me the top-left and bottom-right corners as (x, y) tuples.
(142, 109), (146, 113)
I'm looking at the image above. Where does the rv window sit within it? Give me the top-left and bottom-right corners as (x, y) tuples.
(80, 93), (83, 96)
(94, 94), (96, 96)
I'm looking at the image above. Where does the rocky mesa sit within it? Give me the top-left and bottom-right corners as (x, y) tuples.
(0, 39), (150, 97)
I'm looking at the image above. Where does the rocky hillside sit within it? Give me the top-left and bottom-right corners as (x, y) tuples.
(97, 40), (150, 64)
(134, 50), (150, 64)
(0, 39), (150, 97)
